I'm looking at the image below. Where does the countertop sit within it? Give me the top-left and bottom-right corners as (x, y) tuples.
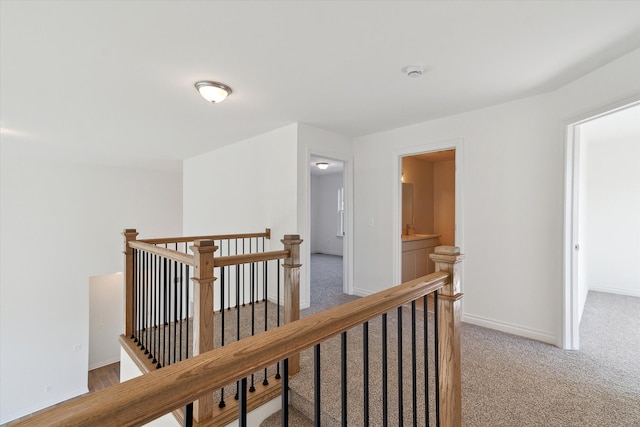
(401, 234), (441, 241)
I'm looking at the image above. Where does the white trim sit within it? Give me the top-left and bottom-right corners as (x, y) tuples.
(304, 147), (354, 304)
(353, 286), (375, 297)
(562, 97), (640, 350)
(391, 138), (465, 290)
(1, 386), (89, 425)
(463, 314), (556, 345)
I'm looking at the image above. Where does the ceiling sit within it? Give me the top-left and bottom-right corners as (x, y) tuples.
(2, 1), (640, 169)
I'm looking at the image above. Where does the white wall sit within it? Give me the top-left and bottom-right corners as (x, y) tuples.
(0, 141), (183, 424)
(580, 105), (640, 297)
(353, 47), (640, 346)
(183, 124), (298, 240)
(183, 124), (300, 305)
(89, 273), (124, 369)
(310, 172), (344, 256)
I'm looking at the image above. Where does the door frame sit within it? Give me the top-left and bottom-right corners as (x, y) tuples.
(562, 98), (640, 350)
(303, 147), (353, 307)
(392, 138), (465, 288)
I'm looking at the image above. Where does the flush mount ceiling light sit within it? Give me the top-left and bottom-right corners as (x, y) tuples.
(316, 162), (329, 170)
(402, 65), (424, 78)
(195, 81), (232, 103)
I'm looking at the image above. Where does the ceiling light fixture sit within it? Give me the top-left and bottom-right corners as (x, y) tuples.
(402, 65), (424, 78)
(195, 81), (232, 103)
(316, 162), (329, 170)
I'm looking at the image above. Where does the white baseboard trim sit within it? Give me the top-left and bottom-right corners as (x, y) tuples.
(353, 286), (375, 297)
(463, 313), (557, 345)
(89, 358), (120, 371)
(1, 386), (88, 425)
(589, 285), (640, 298)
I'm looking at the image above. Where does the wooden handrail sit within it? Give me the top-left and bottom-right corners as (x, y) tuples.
(128, 240), (195, 266)
(14, 272), (449, 427)
(213, 250), (289, 267)
(138, 228), (271, 245)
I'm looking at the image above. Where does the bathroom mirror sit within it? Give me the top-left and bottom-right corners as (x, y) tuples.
(402, 183), (413, 233)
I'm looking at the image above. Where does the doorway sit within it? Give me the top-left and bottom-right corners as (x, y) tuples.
(393, 139), (464, 288)
(563, 101), (640, 349)
(401, 150), (456, 282)
(309, 155), (348, 311)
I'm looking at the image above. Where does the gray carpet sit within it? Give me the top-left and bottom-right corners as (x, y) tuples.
(263, 255), (640, 427)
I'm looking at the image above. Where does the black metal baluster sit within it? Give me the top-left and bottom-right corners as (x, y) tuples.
(424, 295), (430, 426)
(155, 255), (160, 366)
(250, 262), (256, 392)
(235, 264), (241, 400)
(227, 240), (231, 310)
(275, 259), (281, 379)
(314, 344), (321, 427)
(132, 249), (138, 342)
(179, 261), (183, 363)
(173, 260), (178, 364)
(341, 331), (347, 427)
(142, 252), (148, 355)
(434, 292), (440, 427)
(131, 249), (140, 344)
(282, 359), (289, 427)
(263, 260), (269, 386)
(219, 266), (226, 409)
(363, 321), (370, 427)
(382, 313), (388, 427)
(163, 257), (168, 368)
(166, 259), (172, 366)
(412, 301), (417, 427)
(183, 402), (193, 427)
(241, 239), (246, 306)
(238, 377), (247, 427)
(185, 263), (189, 361)
(398, 306), (404, 427)
(151, 254), (157, 364)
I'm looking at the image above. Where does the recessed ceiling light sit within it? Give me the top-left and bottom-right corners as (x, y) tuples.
(195, 81), (232, 103)
(316, 162), (329, 170)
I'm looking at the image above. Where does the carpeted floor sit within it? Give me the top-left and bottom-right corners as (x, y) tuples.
(263, 254), (640, 427)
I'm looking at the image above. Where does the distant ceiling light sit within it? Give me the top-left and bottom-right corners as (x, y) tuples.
(402, 65), (424, 78)
(195, 81), (232, 103)
(316, 162), (329, 170)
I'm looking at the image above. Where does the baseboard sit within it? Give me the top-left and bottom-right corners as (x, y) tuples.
(462, 313), (557, 345)
(353, 286), (375, 297)
(89, 358), (120, 371)
(589, 285), (640, 298)
(1, 386), (88, 425)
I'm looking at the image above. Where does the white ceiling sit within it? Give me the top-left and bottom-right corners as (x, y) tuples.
(2, 1), (640, 169)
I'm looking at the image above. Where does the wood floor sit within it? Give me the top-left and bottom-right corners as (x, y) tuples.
(88, 362), (121, 392)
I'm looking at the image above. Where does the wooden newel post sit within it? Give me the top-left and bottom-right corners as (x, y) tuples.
(430, 246), (464, 427)
(282, 234), (303, 375)
(123, 229), (139, 338)
(190, 239), (217, 422)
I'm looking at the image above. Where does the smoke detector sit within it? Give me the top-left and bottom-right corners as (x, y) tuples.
(402, 65), (424, 78)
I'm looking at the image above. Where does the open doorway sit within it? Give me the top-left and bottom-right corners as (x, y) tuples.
(400, 150), (456, 283)
(309, 156), (351, 312)
(564, 101), (640, 349)
(393, 139), (464, 294)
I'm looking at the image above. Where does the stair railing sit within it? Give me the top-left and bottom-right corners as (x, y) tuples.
(120, 229), (302, 424)
(13, 246), (463, 427)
